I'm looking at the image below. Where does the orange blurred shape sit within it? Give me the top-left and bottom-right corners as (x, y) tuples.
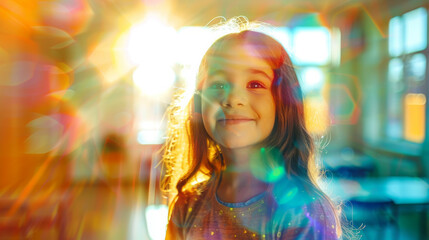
(0, 1), (39, 55)
(404, 93), (426, 143)
(304, 97), (329, 135)
(0, 0), (39, 36)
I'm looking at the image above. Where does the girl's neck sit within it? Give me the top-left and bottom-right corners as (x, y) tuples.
(216, 170), (269, 203)
(217, 146), (269, 203)
(220, 146), (258, 170)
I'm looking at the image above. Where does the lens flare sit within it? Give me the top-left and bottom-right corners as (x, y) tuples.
(250, 148), (285, 183)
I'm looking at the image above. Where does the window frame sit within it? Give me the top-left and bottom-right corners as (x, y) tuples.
(384, 7), (428, 146)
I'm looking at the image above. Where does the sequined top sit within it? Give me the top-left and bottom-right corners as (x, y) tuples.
(166, 177), (340, 240)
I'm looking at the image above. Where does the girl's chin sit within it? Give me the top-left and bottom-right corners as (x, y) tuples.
(217, 140), (264, 151)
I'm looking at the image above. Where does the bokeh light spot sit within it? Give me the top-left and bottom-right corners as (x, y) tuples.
(326, 84), (360, 124)
(32, 26), (75, 50)
(267, 167), (286, 182)
(25, 116), (64, 154)
(250, 148), (285, 183)
(0, 61), (35, 86)
(145, 204), (168, 240)
(277, 187), (298, 205)
(137, 129), (164, 145)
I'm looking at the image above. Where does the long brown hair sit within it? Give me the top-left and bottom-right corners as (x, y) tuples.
(161, 19), (342, 237)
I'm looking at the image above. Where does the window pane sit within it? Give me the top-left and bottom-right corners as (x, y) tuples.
(331, 27), (341, 66)
(388, 58), (404, 84)
(404, 7), (427, 53)
(262, 27), (292, 53)
(386, 58), (404, 139)
(408, 53), (426, 82)
(298, 67), (325, 95)
(405, 53), (426, 95)
(293, 27), (330, 65)
(388, 16), (403, 57)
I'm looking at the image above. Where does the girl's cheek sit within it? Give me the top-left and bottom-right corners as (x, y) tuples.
(202, 91), (222, 108)
(203, 90), (224, 101)
(201, 97), (217, 119)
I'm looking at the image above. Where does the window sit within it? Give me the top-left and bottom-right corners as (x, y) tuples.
(293, 27), (331, 135)
(387, 7), (427, 143)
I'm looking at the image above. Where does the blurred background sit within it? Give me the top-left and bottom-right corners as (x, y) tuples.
(0, 0), (428, 239)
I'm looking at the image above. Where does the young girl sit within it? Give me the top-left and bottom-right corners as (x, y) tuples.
(162, 19), (342, 240)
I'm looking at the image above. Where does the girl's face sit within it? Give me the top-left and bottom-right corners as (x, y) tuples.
(201, 43), (276, 149)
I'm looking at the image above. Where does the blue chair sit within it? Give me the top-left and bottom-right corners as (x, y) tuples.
(333, 166), (373, 179)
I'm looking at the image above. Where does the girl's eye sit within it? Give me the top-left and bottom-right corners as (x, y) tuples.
(209, 82), (228, 89)
(247, 81), (265, 89)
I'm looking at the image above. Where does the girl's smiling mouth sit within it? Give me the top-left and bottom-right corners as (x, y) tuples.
(217, 115), (255, 125)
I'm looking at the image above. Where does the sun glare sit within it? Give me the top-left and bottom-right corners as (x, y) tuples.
(127, 13), (177, 65)
(127, 13), (177, 96)
(132, 64), (175, 96)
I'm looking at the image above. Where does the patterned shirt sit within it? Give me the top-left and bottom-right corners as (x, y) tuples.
(166, 178), (340, 240)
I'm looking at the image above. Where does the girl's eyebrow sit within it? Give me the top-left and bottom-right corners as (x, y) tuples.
(247, 69), (273, 80)
(207, 68), (272, 80)
(207, 69), (226, 77)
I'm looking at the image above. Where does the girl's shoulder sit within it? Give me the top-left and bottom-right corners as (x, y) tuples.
(166, 182), (213, 239)
(175, 188), (206, 209)
(176, 179), (213, 204)
(170, 181), (213, 223)
(271, 188), (335, 221)
(270, 178), (340, 239)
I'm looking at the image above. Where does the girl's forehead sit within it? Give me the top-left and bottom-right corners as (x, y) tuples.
(210, 42), (265, 60)
(206, 43), (273, 77)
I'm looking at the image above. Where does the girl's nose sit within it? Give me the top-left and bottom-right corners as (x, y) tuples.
(221, 86), (246, 107)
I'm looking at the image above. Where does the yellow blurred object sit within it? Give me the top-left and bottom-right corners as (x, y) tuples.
(304, 97), (329, 135)
(404, 93), (426, 142)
